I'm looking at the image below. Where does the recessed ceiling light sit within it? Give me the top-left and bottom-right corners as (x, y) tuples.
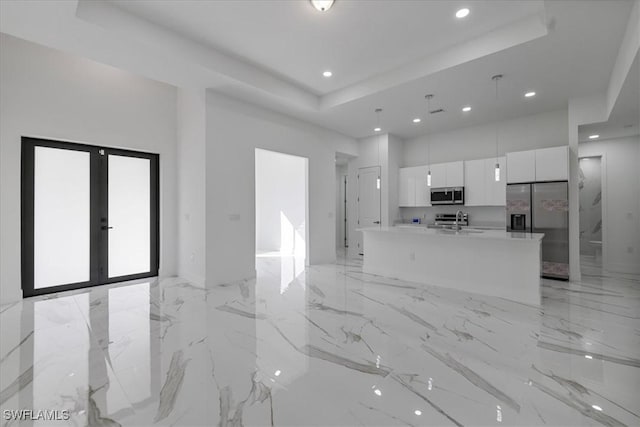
(374, 127), (381, 132)
(311, 0), (334, 12)
(413, 118), (421, 123)
(322, 70), (332, 78)
(456, 8), (470, 18)
(414, 410), (422, 416)
(592, 405), (603, 412)
(589, 134), (599, 139)
(462, 106), (472, 112)
(374, 389), (382, 396)
(524, 91), (536, 98)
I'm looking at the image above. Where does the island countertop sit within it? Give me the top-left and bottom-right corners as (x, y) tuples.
(357, 226), (544, 242)
(358, 225), (543, 306)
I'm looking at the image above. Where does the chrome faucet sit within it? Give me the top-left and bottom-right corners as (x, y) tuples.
(455, 210), (464, 231)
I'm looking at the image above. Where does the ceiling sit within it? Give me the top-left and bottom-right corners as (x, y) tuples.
(579, 53), (640, 142)
(0, 0), (637, 141)
(109, 0), (545, 95)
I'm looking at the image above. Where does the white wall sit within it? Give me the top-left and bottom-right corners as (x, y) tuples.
(397, 109), (569, 228)
(255, 149), (307, 254)
(402, 109), (568, 166)
(579, 135), (640, 274)
(205, 91), (357, 286)
(0, 34), (178, 304)
(177, 88), (206, 286)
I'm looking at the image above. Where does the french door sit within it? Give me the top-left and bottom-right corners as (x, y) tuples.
(21, 137), (159, 297)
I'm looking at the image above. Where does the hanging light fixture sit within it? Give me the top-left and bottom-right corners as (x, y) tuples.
(492, 74), (503, 182)
(425, 94), (434, 187)
(310, 0), (334, 12)
(375, 108), (382, 190)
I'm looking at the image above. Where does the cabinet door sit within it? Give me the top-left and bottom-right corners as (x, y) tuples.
(430, 163), (447, 188)
(464, 159), (486, 206)
(446, 161), (465, 187)
(535, 146), (568, 181)
(413, 166), (431, 206)
(506, 150), (536, 183)
(398, 167), (415, 207)
(485, 157), (506, 206)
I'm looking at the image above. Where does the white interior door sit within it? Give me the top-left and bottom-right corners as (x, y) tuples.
(357, 166), (381, 255)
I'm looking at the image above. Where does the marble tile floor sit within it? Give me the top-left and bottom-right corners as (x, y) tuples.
(1, 253), (639, 426)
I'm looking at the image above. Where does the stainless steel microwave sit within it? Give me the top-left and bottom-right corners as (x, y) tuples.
(430, 187), (465, 205)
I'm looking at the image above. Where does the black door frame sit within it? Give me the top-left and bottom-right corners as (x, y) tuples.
(21, 137), (160, 297)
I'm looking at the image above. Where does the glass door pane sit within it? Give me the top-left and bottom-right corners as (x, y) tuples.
(34, 146), (90, 289)
(107, 155), (151, 278)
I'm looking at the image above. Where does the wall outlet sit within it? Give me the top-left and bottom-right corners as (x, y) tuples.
(228, 213), (240, 221)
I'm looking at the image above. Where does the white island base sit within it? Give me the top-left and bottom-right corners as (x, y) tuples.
(360, 227), (544, 306)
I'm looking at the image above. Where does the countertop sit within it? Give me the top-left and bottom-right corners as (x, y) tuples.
(357, 225), (544, 242)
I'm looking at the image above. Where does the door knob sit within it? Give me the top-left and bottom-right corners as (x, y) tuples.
(101, 226), (113, 230)
(373, 221), (380, 224)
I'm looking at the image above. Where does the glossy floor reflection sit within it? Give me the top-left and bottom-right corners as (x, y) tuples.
(1, 254), (639, 426)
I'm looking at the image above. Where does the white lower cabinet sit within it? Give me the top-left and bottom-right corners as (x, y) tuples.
(463, 157), (506, 206)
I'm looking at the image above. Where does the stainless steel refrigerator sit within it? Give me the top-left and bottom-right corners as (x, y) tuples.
(506, 182), (569, 280)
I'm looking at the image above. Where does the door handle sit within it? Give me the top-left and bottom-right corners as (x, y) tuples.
(373, 221), (380, 224)
(101, 226), (113, 230)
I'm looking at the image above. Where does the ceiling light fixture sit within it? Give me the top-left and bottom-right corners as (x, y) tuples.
(592, 405), (603, 412)
(525, 91), (536, 98)
(414, 410), (422, 416)
(322, 70), (333, 77)
(589, 134), (600, 139)
(492, 74), (503, 182)
(413, 118), (421, 123)
(425, 94), (434, 187)
(456, 8), (470, 18)
(311, 0), (334, 12)
(462, 106), (472, 112)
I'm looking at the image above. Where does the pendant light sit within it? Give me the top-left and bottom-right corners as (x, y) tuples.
(375, 108), (382, 190)
(425, 94), (434, 186)
(492, 74), (503, 182)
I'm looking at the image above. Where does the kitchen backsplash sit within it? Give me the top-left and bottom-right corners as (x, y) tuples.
(398, 206), (506, 228)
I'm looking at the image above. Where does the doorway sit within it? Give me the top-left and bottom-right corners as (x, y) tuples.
(578, 156), (603, 274)
(21, 137), (159, 297)
(356, 165), (381, 255)
(254, 149), (308, 290)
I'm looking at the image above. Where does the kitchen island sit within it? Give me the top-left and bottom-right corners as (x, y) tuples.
(359, 226), (544, 306)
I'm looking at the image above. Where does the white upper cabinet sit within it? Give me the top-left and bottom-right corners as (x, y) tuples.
(398, 166), (430, 207)
(398, 167), (414, 207)
(507, 146), (569, 183)
(413, 165), (431, 206)
(429, 161), (463, 188)
(464, 157), (506, 206)
(429, 163), (447, 188)
(464, 159), (486, 206)
(506, 150), (536, 183)
(485, 157), (506, 206)
(535, 146), (569, 181)
(446, 161), (465, 187)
